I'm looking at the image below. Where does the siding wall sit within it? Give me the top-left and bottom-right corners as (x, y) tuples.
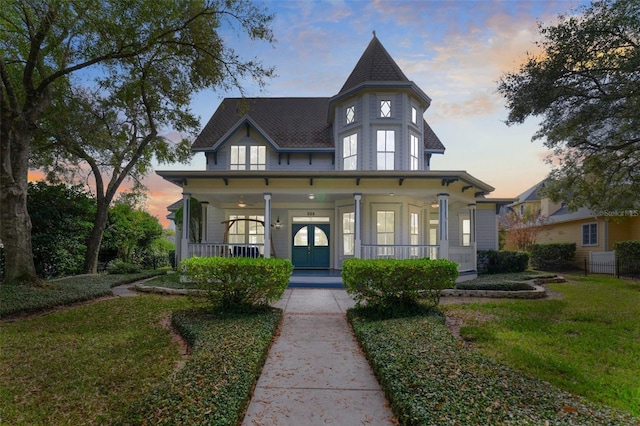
(537, 218), (605, 261)
(477, 206), (498, 250)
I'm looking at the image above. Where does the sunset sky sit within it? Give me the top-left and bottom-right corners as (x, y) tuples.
(36, 0), (592, 228)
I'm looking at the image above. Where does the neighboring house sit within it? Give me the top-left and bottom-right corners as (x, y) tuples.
(158, 35), (512, 280)
(504, 181), (640, 262)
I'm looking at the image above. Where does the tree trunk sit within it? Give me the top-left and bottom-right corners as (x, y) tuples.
(0, 181), (38, 283)
(83, 199), (110, 274)
(0, 116), (39, 283)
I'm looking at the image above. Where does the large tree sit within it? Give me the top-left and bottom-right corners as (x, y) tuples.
(0, 0), (274, 282)
(498, 0), (639, 212)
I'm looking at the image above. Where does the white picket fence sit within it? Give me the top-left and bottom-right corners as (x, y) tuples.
(589, 251), (616, 274)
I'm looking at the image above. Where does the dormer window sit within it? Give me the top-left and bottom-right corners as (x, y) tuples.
(380, 100), (391, 118)
(230, 145), (265, 170)
(346, 105), (355, 124)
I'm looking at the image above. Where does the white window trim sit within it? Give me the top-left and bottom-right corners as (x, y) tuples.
(410, 133), (420, 171)
(582, 222), (598, 246)
(230, 145), (266, 170)
(343, 133), (358, 170)
(342, 211), (355, 256)
(345, 105), (355, 125)
(380, 99), (392, 118)
(376, 129), (395, 171)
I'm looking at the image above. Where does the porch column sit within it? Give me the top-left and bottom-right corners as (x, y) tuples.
(469, 203), (477, 270)
(201, 201), (209, 244)
(354, 193), (362, 258)
(263, 193), (272, 258)
(437, 193), (449, 260)
(180, 192), (191, 263)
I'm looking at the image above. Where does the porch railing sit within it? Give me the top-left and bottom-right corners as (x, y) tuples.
(188, 243), (264, 258)
(449, 245), (476, 271)
(360, 245), (440, 261)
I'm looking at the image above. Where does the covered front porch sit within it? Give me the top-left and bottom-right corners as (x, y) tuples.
(160, 170), (501, 282)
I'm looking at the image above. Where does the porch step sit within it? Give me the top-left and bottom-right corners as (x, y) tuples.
(289, 271), (344, 289)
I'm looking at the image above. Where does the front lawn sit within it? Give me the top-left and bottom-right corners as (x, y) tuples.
(0, 295), (192, 425)
(0, 293), (281, 425)
(445, 275), (640, 418)
(349, 302), (637, 424)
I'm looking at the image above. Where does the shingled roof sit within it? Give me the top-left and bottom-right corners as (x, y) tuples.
(192, 36), (444, 153)
(192, 98), (333, 151)
(339, 34), (410, 94)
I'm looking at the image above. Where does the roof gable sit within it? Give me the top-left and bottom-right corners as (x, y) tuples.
(192, 98), (333, 151)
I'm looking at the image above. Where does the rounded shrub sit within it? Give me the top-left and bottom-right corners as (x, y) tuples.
(342, 258), (458, 309)
(180, 257), (293, 309)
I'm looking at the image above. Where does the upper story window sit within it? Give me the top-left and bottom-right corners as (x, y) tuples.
(230, 145), (266, 170)
(411, 106), (418, 124)
(343, 134), (358, 170)
(230, 146), (246, 170)
(249, 146), (266, 170)
(380, 100), (391, 118)
(345, 105), (355, 124)
(582, 223), (598, 246)
(410, 134), (419, 171)
(376, 130), (395, 170)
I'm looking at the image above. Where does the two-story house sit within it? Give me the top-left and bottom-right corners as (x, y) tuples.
(158, 35), (511, 281)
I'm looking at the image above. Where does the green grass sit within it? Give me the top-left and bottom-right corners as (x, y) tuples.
(0, 271), (166, 318)
(349, 303), (638, 425)
(0, 272), (282, 425)
(445, 275), (640, 418)
(0, 295), (192, 425)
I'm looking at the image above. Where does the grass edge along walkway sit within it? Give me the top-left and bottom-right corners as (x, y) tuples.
(116, 306), (282, 426)
(348, 305), (638, 425)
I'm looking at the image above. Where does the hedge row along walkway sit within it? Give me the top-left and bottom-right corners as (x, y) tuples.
(241, 288), (397, 425)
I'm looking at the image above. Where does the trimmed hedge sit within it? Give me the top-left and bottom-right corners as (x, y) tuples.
(119, 307), (281, 426)
(348, 309), (637, 425)
(614, 240), (640, 261)
(180, 257), (293, 309)
(342, 258), (458, 308)
(477, 250), (529, 274)
(530, 243), (576, 269)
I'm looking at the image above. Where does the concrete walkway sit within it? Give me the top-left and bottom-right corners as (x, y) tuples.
(242, 289), (397, 426)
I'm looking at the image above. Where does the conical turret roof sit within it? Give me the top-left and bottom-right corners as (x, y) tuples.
(339, 34), (411, 94)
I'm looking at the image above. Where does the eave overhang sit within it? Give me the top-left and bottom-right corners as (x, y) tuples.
(156, 170), (495, 195)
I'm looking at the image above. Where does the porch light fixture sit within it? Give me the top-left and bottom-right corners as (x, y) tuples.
(274, 216), (282, 229)
(238, 200), (247, 208)
(308, 193), (315, 200)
